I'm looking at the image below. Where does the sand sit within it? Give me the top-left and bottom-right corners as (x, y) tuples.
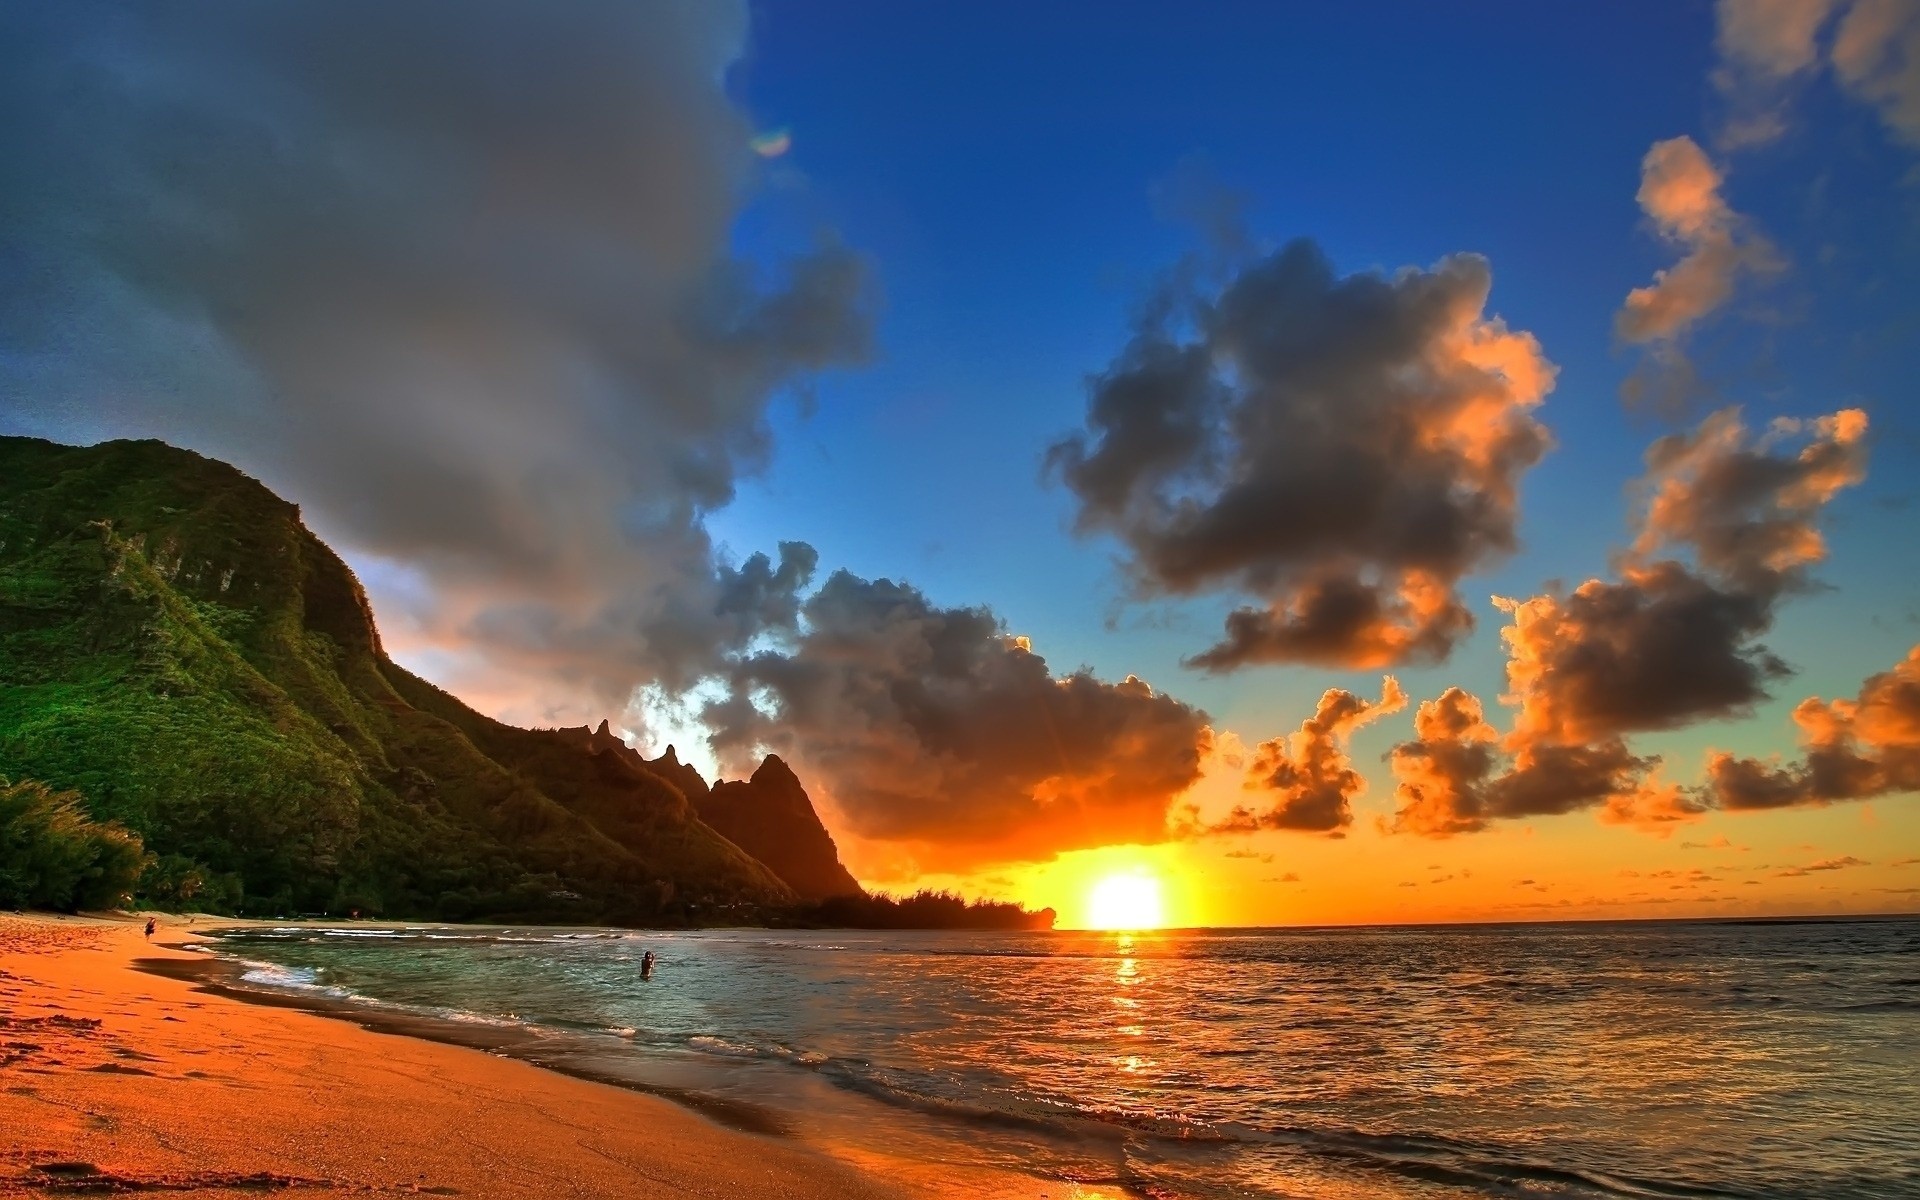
(0, 912), (925, 1199)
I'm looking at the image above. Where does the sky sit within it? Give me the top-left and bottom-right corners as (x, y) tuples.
(3, 1), (1918, 926)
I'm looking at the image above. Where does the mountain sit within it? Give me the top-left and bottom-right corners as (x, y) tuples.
(0, 435), (794, 922)
(546, 722), (862, 903)
(696, 755), (864, 901)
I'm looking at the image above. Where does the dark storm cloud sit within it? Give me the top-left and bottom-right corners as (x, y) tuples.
(704, 571), (1213, 870)
(1705, 644), (1920, 810)
(0, 0), (871, 721)
(1047, 239), (1555, 671)
(1390, 406), (1866, 836)
(1211, 678), (1404, 835)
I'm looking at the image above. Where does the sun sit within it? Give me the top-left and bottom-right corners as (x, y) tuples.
(1086, 871), (1165, 930)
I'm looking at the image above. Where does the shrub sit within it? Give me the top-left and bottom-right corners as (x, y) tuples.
(0, 778), (149, 912)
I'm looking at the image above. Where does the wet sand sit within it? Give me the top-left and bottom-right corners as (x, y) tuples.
(0, 913), (969, 1199)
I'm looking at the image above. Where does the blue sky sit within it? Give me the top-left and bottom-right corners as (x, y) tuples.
(4, 1), (1916, 920)
(715, 1), (1918, 747)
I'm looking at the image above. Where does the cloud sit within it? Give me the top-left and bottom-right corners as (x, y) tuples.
(1717, 0), (1842, 79)
(703, 570), (1213, 871)
(1393, 406), (1867, 836)
(1211, 678), (1405, 835)
(1048, 238), (1554, 671)
(1775, 855), (1872, 876)
(1712, 0), (1920, 148)
(1390, 687), (1684, 835)
(1503, 408), (1867, 745)
(1681, 835), (1751, 851)
(1389, 688), (1504, 836)
(1618, 138), (1771, 345)
(1831, 0), (1920, 146)
(1705, 643), (1920, 809)
(0, 1), (872, 726)
(1616, 138), (1777, 414)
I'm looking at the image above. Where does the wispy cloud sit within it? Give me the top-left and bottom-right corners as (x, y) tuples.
(1775, 855), (1871, 877)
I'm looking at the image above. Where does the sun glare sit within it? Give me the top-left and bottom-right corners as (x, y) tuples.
(1086, 872), (1165, 930)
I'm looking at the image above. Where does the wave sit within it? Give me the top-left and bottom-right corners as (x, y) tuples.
(1834, 999), (1920, 1013)
(216, 950), (545, 1033)
(197, 921), (1918, 1200)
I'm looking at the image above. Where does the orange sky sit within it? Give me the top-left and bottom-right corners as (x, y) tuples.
(839, 762), (1920, 928)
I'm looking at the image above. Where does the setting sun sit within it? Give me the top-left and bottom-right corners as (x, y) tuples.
(1086, 872), (1165, 930)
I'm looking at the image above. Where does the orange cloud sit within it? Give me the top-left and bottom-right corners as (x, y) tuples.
(705, 571), (1213, 872)
(1392, 407), (1867, 837)
(1707, 644), (1920, 810)
(1617, 137), (1775, 348)
(1215, 678), (1405, 834)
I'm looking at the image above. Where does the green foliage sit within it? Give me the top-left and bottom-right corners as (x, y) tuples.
(802, 888), (1055, 931)
(0, 778), (147, 912)
(0, 436), (793, 922)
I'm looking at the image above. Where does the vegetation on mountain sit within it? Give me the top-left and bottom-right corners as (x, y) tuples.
(801, 888), (1056, 931)
(0, 436), (789, 922)
(0, 777), (146, 912)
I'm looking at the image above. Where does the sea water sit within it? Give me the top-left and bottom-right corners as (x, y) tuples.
(209, 919), (1920, 1199)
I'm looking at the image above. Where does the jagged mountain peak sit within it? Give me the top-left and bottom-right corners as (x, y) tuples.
(697, 754), (863, 902)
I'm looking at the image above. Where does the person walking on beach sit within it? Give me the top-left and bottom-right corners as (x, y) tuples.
(144, 916), (156, 940)
(641, 950), (656, 980)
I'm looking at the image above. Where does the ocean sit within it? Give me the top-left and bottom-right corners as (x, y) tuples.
(205, 918), (1920, 1199)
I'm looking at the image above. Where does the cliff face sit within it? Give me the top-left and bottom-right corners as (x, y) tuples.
(697, 755), (864, 902)
(0, 435), (793, 920)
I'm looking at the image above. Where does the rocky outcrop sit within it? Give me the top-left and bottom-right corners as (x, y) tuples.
(697, 755), (864, 901)
(644, 743), (710, 802)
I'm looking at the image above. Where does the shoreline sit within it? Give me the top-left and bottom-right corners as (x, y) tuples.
(134, 946), (817, 1139)
(0, 911), (1091, 1199)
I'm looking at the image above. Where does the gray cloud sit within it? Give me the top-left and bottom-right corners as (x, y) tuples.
(704, 571), (1214, 870)
(0, 1), (871, 723)
(1713, 0), (1920, 149)
(1048, 238), (1555, 671)
(1498, 408), (1868, 751)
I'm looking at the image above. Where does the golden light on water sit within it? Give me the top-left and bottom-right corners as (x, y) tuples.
(1085, 871), (1165, 930)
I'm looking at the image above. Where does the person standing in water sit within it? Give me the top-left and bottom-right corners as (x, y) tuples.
(641, 950), (656, 980)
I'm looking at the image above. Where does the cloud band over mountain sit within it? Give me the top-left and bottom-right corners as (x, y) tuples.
(0, 0), (871, 725)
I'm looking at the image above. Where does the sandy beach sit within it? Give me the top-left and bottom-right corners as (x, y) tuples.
(0, 913), (998, 1199)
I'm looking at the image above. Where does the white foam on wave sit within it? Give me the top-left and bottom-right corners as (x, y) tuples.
(233, 958), (354, 1000)
(687, 1034), (763, 1058)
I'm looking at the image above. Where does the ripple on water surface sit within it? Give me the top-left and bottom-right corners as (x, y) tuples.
(212, 919), (1920, 1200)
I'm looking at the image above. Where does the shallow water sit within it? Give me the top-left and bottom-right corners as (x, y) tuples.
(209, 918), (1920, 1199)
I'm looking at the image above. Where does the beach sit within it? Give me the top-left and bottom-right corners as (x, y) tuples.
(8, 914), (1916, 1199)
(0, 913), (1071, 1200)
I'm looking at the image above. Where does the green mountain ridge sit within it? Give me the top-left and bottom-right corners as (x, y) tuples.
(0, 435), (836, 922)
